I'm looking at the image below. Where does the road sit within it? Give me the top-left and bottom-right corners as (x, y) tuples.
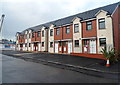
(0, 53), (2, 84)
(2, 54), (119, 83)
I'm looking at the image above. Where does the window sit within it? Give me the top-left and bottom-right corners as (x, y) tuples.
(50, 29), (53, 36)
(66, 26), (70, 34)
(32, 33), (34, 38)
(42, 42), (44, 47)
(29, 43), (31, 47)
(50, 42), (53, 47)
(25, 43), (27, 47)
(74, 24), (79, 33)
(63, 42), (66, 46)
(99, 38), (106, 46)
(37, 31), (40, 37)
(17, 36), (18, 40)
(84, 40), (88, 46)
(86, 21), (92, 30)
(56, 28), (60, 35)
(99, 19), (105, 29)
(75, 40), (79, 47)
(22, 35), (24, 39)
(42, 30), (44, 37)
(29, 33), (31, 38)
(59, 42), (62, 46)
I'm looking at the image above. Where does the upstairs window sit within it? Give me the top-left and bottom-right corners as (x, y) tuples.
(50, 42), (53, 47)
(22, 35), (24, 39)
(99, 38), (106, 46)
(86, 21), (92, 30)
(37, 31), (40, 37)
(74, 24), (79, 33)
(75, 40), (79, 47)
(29, 33), (31, 38)
(50, 29), (53, 36)
(42, 30), (44, 37)
(56, 28), (60, 35)
(66, 26), (70, 34)
(25, 34), (27, 39)
(99, 18), (105, 29)
(42, 42), (44, 47)
(32, 33), (34, 38)
(17, 36), (19, 40)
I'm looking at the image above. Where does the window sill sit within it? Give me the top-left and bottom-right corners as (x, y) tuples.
(74, 32), (79, 33)
(99, 28), (106, 30)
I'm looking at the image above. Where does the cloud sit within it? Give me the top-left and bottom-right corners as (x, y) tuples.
(1, 0), (119, 40)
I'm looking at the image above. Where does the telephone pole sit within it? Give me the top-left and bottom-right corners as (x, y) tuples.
(0, 14), (5, 32)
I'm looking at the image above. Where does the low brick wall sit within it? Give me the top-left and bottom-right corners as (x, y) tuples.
(70, 53), (106, 60)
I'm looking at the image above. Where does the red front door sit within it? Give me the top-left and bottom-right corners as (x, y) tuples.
(20, 44), (23, 51)
(34, 43), (38, 51)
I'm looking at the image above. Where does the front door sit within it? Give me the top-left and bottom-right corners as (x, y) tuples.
(38, 43), (41, 51)
(68, 42), (72, 53)
(20, 44), (23, 51)
(34, 43), (38, 51)
(90, 40), (96, 53)
(55, 43), (58, 53)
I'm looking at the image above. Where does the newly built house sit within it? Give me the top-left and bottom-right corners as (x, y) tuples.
(16, 2), (120, 54)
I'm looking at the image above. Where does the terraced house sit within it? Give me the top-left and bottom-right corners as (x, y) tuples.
(16, 2), (120, 55)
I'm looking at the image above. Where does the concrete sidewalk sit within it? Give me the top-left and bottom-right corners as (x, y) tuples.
(1, 50), (120, 79)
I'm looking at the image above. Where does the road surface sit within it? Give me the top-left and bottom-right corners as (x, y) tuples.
(2, 54), (118, 83)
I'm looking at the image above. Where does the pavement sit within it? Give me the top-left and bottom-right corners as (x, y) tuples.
(1, 50), (120, 80)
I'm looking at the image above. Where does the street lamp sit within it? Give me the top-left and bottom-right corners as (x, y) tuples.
(0, 14), (5, 32)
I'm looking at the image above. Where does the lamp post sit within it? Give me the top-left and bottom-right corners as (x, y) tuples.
(0, 14), (5, 32)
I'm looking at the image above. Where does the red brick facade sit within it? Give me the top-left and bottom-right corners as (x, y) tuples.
(112, 5), (120, 51)
(82, 20), (97, 38)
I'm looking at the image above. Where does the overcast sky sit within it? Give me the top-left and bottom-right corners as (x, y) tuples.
(0, 0), (119, 41)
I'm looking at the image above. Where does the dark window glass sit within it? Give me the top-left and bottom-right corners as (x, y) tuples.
(29, 43), (31, 47)
(86, 21), (92, 30)
(17, 36), (18, 40)
(50, 29), (53, 36)
(50, 42), (53, 47)
(84, 40), (88, 45)
(59, 42), (62, 46)
(66, 26), (70, 34)
(22, 35), (24, 39)
(42, 30), (44, 37)
(25, 43), (27, 47)
(75, 40), (79, 47)
(74, 24), (79, 33)
(99, 38), (106, 46)
(99, 19), (105, 29)
(63, 42), (66, 46)
(42, 42), (44, 47)
(32, 33), (34, 38)
(56, 28), (60, 35)
(38, 31), (40, 37)
(29, 33), (31, 38)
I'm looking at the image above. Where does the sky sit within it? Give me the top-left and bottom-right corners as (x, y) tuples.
(0, 0), (119, 41)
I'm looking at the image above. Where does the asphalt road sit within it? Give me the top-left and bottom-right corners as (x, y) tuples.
(2, 54), (119, 83)
(0, 54), (2, 84)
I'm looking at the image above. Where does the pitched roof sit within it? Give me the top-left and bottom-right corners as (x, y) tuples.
(19, 1), (120, 34)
